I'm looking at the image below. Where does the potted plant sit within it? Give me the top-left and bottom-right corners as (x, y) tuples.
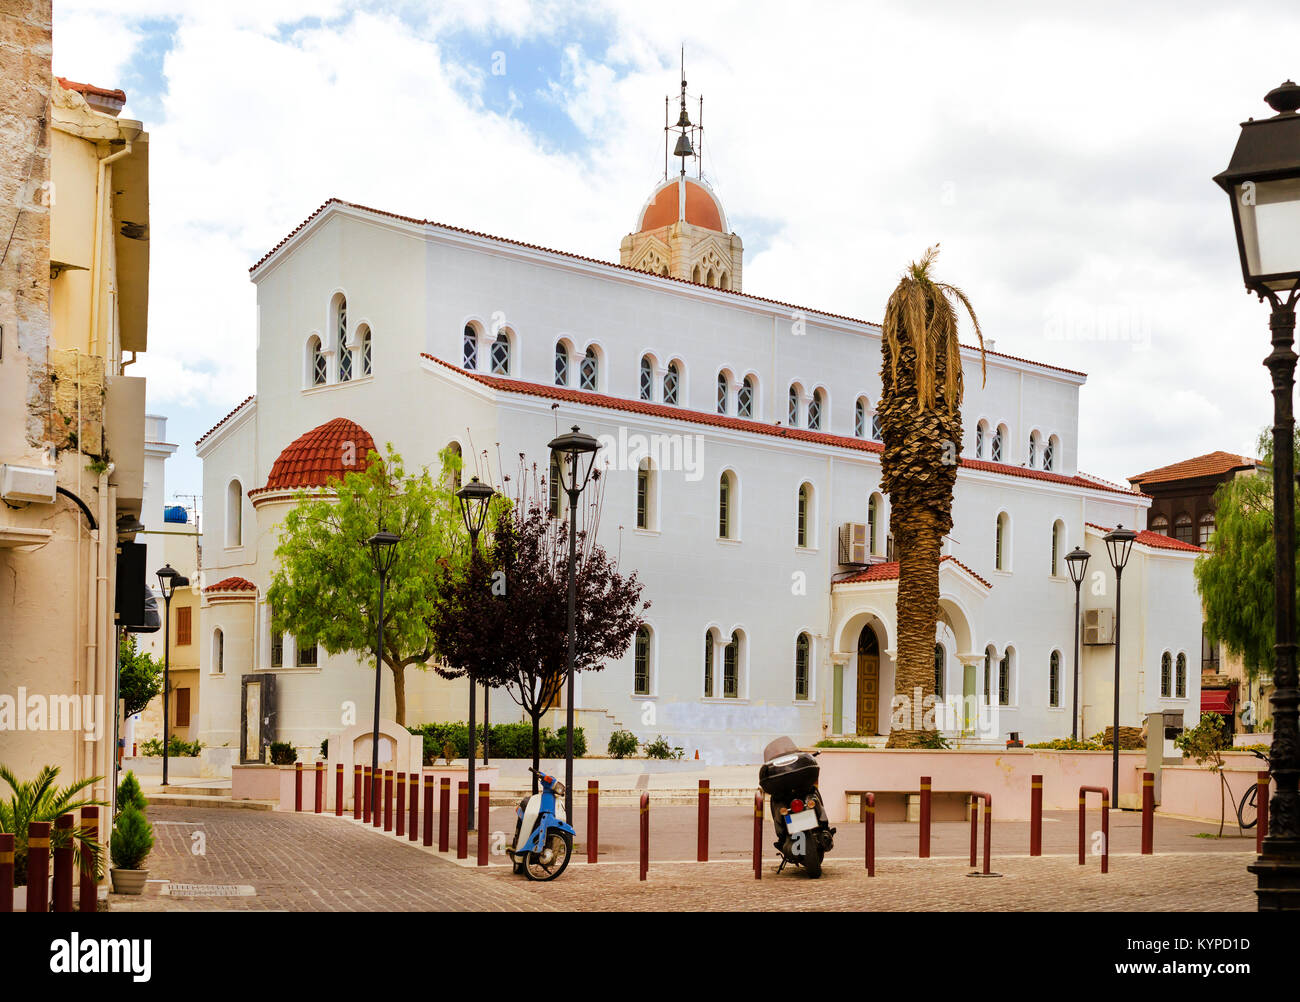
(109, 803), (154, 894)
(0, 765), (105, 908)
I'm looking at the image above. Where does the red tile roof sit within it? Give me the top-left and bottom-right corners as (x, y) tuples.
(421, 353), (1141, 498)
(204, 576), (257, 593)
(56, 77), (126, 105)
(1085, 522), (1203, 553)
(836, 556), (993, 588)
(196, 395), (254, 447)
(251, 198), (1086, 379)
(253, 418), (376, 493)
(1128, 451), (1258, 487)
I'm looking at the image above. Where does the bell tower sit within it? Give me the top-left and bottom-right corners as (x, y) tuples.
(620, 52), (744, 291)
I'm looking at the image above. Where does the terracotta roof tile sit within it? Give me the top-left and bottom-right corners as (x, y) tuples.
(255, 417), (376, 493)
(196, 395), (254, 447)
(56, 77), (126, 104)
(836, 555), (993, 588)
(1085, 522), (1203, 553)
(203, 576), (257, 593)
(1128, 451), (1258, 486)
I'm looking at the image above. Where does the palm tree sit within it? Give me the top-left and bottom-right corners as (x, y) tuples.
(0, 765), (106, 886)
(879, 246), (984, 748)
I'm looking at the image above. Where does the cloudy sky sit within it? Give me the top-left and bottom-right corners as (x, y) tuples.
(52, 0), (1300, 505)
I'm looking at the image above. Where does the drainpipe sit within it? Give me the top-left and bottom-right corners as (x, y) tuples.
(89, 136), (134, 358)
(94, 467), (114, 801)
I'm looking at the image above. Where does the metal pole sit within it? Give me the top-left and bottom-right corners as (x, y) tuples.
(1111, 568), (1122, 809)
(563, 461), (580, 821)
(1250, 298), (1300, 909)
(467, 527), (479, 830)
(371, 570), (384, 813)
(1072, 579), (1082, 741)
(162, 593), (171, 788)
(483, 686), (489, 766)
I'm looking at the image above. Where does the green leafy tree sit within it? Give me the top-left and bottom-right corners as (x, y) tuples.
(267, 445), (466, 725)
(117, 633), (162, 719)
(1194, 432), (1300, 682)
(1174, 712), (1231, 837)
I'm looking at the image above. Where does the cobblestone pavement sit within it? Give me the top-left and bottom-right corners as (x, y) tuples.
(113, 804), (1259, 912)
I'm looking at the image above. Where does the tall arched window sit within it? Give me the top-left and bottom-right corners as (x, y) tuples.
(462, 324), (478, 369)
(226, 479), (243, 548)
(737, 376), (755, 419)
(335, 297), (350, 381)
(1051, 520), (1064, 576)
(636, 459), (654, 530)
(807, 389), (824, 431)
(1198, 513), (1215, 547)
(976, 420), (988, 458)
(580, 347), (599, 391)
(855, 398), (868, 438)
(555, 341), (571, 386)
(308, 335), (327, 386)
(639, 355), (654, 401)
(1151, 514), (1170, 535)
(1174, 513), (1194, 544)
(992, 424), (1005, 462)
(717, 372), (729, 414)
(359, 325), (372, 376)
(795, 633), (811, 700)
(871, 409), (883, 441)
(1044, 435), (1058, 471)
(934, 643), (945, 699)
(703, 630), (716, 697)
(1049, 650), (1061, 707)
(634, 625), (651, 695)
(984, 646), (995, 703)
(797, 483), (811, 548)
(999, 648), (1013, 706)
(1028, 430), (1041, 468)
(723, 631), (740, 698)
(719, 471), (736, 539)
(663, 361), (681, 405)
(548, 452), (563, 518)
(1160, 651), (1172, 697)
(212, 628), (225, 675)
(788, 385), (800, 426)
(1176, 653), (1187, 698)
(445, 441), (463, 493)
(995, 512), (1010, 570)
(868, 493), (882, 555)
(490, 330), (511, 375)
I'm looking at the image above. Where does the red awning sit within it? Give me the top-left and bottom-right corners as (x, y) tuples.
(1201, 688), (1236, 715)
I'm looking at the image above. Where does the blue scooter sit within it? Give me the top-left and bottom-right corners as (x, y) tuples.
(506, 767), (575, 881)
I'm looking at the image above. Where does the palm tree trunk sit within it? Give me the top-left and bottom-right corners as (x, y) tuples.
(887, 520), (943, 747)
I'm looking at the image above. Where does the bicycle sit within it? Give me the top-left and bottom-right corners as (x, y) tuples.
(1235, 747), (1271, 830)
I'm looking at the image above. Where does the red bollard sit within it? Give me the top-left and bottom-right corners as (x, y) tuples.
(363, 766), (372, 823)
(353, 765), (362, 820)
(396, 772), (406, 837)
(295, 761), (303, 812)
(864, 793), (876, 877)
(335, 764), (344, 817)
(1141, 772), (1154, 855)
(1078, 785), (1110, 874)
(439, 778), (451, 852)
(1257, 771), (1270, 853)
(423, 776), (434, 846)
(919, 776), (931, 858)
(967, 792), (994, 875)
(697, 779), (710, 862)
(477, 784), (490, 866)
(372, 773), (383, 828)
(1030, 774), (1043, 856)
(752, 789), (764, 880)
(639, 792), (649, 881)
(587, 781), (599, 864)
(26, 821), (50, 912)
(457, 781), (469, 859)
(78, 807), (98, 913)
(384, 770), (394, 832)
(409, 774), (419, 842)
(0, 832), (13, 913)
(315, 761), (324, 814)
(52, 814), (74, 913)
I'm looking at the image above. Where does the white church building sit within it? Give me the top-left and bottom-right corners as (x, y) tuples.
(194, 92), (1204, 768)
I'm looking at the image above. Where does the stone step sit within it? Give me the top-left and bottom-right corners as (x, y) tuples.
(146, 793), (275, 811)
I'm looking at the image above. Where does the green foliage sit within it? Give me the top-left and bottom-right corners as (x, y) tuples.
(320, 738), (328, 759)
(915, 731), (950, 749)
(1176, 712), (1232, 836)
(1195, 431), (1300, 680)
(0, 765), (106, 885)
(269, 742), (297, 765)
(643, 735), (684, 760)
(607, 729), (639, 758)
(814, 739), (877, 749)
(139, 735), (202, 757)
(116, 771), (147, 814)
(267, 445), (467, 726)
(407, 722), (586, 762)
(1027, 737), (1105, 750)
(109, 804), (154, 871)
(118, 633), (162, 719)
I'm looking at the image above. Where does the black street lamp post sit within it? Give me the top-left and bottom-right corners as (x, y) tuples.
(155, 564), (189, 788)
(366, 529), (400, 820)
(456, 475), (495, 830)
(1214, 79), (1300, 910)
(1065, 546), (1091, 742)
(546, 425), (600, 819)
(1102, 526), (1136, 810)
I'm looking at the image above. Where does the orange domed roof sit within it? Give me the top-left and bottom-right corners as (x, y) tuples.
(636, 177), (726, 233)
(263, 418), (376, 491)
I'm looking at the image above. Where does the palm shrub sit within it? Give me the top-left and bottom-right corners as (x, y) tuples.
(117, 771), (148, 814)
(109, 804), (154, 871)
(0, 765), (106, 886)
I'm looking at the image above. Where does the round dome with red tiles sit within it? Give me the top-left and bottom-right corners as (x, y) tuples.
(262, 418), (376, 491)
(636, 177), (727, 233)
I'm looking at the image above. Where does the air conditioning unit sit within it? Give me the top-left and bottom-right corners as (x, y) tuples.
(1083, 608), (1114, 645)
(839, 522), (870, 565)
(1, 464), (56, 504)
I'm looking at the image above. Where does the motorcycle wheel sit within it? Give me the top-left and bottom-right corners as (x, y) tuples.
(510, 819), (524, 874)
(803, 835), (824, 878)
(524, 830), (572, 882)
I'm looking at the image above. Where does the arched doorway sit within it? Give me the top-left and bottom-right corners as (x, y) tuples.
(857, 625), (881, 736)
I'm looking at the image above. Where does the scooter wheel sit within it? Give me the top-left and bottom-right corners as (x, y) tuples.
(523, 830), (572, 882)
(803, 837), (824, 878)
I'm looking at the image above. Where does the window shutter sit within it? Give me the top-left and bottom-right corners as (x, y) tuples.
(177, 606), (192, 646)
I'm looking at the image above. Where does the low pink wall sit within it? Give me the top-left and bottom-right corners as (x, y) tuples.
(1157, 753), (1273, 824)
(814, 749), (1148, 822)
(231, 765), (280, 802)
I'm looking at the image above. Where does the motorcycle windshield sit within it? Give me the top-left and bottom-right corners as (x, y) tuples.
(762, 736), (799, 763)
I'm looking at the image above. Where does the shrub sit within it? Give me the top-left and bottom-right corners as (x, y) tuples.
(1027, 737), (1104, 750)
(607, 729), (638, 759)
(815, 739), (876, 749)
(915, 731), (951, 749)
(110, 804), (154, 871)
(269, 742), (297, 765)
(139, 735), (202, 757)
(406, 722), (586, 762)
(117, 771), (147, 813)
(644, 735), (683, 760)
(319, 738), (328, 759)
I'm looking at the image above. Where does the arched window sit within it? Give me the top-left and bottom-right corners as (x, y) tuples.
(788, 385), (800, 426)
(723, 630), (741, 698)
(226, 479), (243, 548)
(335, 297), (350, 381)
(445, 441), (463, 493)
(270, 619), (284, 669)
(868, 493), (883, 555)
(992, 424), (1006, 462)
(1198, 513), (1215, 547)
(462, 324), (478, 369)
(1044, 435), (1058, 472)
(703, 630), (716, 697)
(1160, 652), (1172, 697)
(636, 459), (654, 530)
(297, 636), (318, 667)
(1049, 651), (1061, 707)
(807, 389), (824, 431)
(995, 512), (1010, 570)
(634, 625), (651, 695)
(717, 372), (729, 415)
(490, 330), (511, 375)
(855, 398), (868, 438)
(999, 648), (1013, 706)
(359, 325), (372, 376)
(871, 409), (883, 441)
(1174, 513), (1194, 544)
(213, 628), (224, 675)
(1176, 653), (1187, 698)
(797, 483), (811, 548)
(934, 642), (945, 699)
(737, 376), (755, 419)
(719, 271), (729, 290)
(719, 471), (736, 539)
(795, 633), (811, 700)
(580, 347), (599, 391)
(548, 452), (563, 518)
(639, 355), (654, 401)
(308, 335), (327, 386)
(1028, 431), (1041, 468)
(1051, 520), (1064, 576)
(692, 264), (701, 283)
(555, 341), (571, 386)
(984, 646), (995, 703)
(1151, 514), (1170, 535)
(976, 420), (988, 458)
(663, 361), (681, 405)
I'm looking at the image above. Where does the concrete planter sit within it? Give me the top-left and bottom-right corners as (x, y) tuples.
(109, 868), (150, 895)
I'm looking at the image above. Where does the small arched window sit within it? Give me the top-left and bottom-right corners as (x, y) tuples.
(868, 493), (883, 555)
(636, 459), (654, 530)
(1049, 651), (1061, 707)
(359, 326), (372, 376)
(308, 336), (327, 386)
(995, 512), (1010, 570)
(1044, 435), (1058, 472)
(1174, 513), (1194, 544)
(663, 361), (681, 405)
(807, 389), (824, 431)
(580, 348), (599, 391)
(992, 424), (1005, 462)
(703, 630), (716, 697)
(555, 341), (570, 386)
(738, 376), (755, 419)
(797, 483), (811, 548)
(639, 355), (654, 401)
(855, 398), (867, 438)
(226, 479), (243, 548)
(1028, 431), (1041, 468)
(795, 633), (811, 700)
(490, 330), (511, 375)
(1176, 653), (1187, 698)
(634, 625), (651, 696)
(934, 643), (945, 699)
(335, 297), (350, 381)
(462, 324), (478, 369)
(871, 409), (883, 441)
(213, 628), (225, 675)
(719, 471), (737, 539)
(445, 441), (463, 493)
(788, 385), (800, 426)
(717, 372), (729, 415)
(999, 648), (1013, 706)
(719, 271), (729, 290)
(723, 631), (740, 698)
(1051, 520), (1064, 576)
(1160, 652), (1172, 697)
(983, 646), (995, 703)
(1151, 514), (1170, 535)
(976, 420), (988, 458)
(548, 452), (563, 518)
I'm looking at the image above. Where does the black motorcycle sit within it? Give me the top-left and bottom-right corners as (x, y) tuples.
(758, 736), (836, 877)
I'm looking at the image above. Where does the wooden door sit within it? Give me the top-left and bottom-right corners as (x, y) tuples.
(857, 626), (881, 736)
